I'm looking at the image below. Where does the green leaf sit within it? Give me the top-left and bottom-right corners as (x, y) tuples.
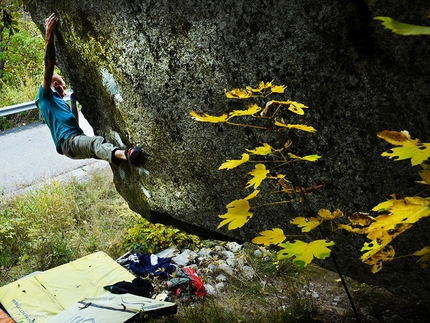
(374, 17), (430, 36)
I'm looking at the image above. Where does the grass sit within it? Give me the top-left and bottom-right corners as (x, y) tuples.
(0, 170), (138, 284)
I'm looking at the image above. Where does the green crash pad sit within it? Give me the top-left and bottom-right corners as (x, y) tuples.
(0, 251), (176, 322)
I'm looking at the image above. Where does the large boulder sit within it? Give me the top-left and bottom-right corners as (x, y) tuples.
(27, 0), (430, 300)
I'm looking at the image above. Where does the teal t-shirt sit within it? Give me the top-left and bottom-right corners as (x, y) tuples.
(35, 85), (83, 153)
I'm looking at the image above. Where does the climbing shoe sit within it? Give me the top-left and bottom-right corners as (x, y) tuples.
(125, 147), (143, 166)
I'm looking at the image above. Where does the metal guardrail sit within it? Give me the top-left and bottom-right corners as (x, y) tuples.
(0, 93), (72, 117)
(0, 101), (37, 117)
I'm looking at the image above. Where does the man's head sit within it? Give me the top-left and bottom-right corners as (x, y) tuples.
(51, 74), (66, 98)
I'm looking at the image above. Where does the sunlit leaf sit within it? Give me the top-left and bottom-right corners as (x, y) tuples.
(229, 103), (262, 117)
(381, 144), (430, 166)
(290, 216), (322, 232)
(378, 130), (430, 166)
(288, 153), (321, 162)
(371, 194), (397, 212)
(252, 228), (286, 246)
(288, 101), (308, 115)
(270, 84), (287, 93)
(219, 153), (250, 170)
(374, 16), (430, 35)
(264, 80), (273, 88)
(246, 143), (273, 155)
(224, 88), (253, 99)
(413, 246), (430, 269)
(277, 240), (335, 269)
(246, 164), (269, 189)
(217, 190), (259, 230)
(190, 110), (229, 123)
(369, 196), (430, 230)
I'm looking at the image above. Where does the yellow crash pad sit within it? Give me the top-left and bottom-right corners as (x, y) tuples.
(0, 251), (176, 323)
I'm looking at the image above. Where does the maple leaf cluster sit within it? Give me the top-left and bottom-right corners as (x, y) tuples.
(190, 80), (316, 133)
(191, 79), (430, 273)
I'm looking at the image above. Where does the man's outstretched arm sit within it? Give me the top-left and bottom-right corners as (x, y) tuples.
(42, 13), (59, 92)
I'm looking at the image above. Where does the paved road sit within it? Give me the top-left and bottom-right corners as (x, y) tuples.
(0, 112), (108, 196)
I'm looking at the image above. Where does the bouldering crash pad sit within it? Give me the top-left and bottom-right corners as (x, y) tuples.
(0, 251), (176, 322)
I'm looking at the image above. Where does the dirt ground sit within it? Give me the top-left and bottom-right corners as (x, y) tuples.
(299, 265), (430, 322)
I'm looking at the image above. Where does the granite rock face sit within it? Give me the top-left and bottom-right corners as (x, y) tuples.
(27, 0), (430, 300)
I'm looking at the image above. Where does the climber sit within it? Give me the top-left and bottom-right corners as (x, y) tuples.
(35, 13), (142, 166)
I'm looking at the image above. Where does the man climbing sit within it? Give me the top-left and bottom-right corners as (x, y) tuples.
(36, 13), (142, 166)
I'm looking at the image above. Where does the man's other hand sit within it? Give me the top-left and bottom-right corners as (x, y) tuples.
(45, 13), (58, 41)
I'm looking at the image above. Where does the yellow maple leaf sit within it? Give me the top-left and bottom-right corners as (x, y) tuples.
(277, 240), (335, 269)
(382, 143), (430, 166)
(288, 101), (308, 115)
(378, 130), (430, 166)
(317, 208), (344, 220)
(246, 164), (269, 189)
(369, 196), (430, 229)
(362, 246), (395, 274)
(252, 228), (286, 246)
(270, 84), (287, 93)
(224, 88), (253, 99)
(218, 153), (250, 170)
(190, 110), (229, 123)
(371, 195), (397, 212)
(290, 216), (322, 232)
(413, 246), (430, 268)
(229, 103), (261, 117)
(288, 153), (321, 162)
(217, 190), (259, 230)
(245, 143), (274, 155)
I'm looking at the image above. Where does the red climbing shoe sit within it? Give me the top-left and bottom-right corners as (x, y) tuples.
(125, 147), (143, 166)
